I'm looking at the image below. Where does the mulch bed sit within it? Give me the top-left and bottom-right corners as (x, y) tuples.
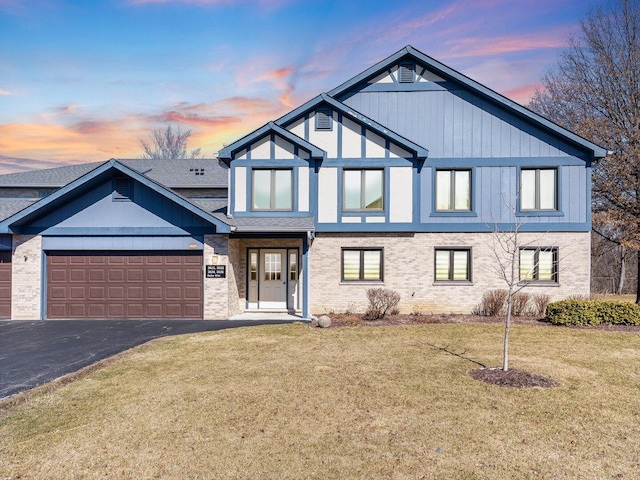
(469, 367), (557, 388)
(321, 312), (640, 332)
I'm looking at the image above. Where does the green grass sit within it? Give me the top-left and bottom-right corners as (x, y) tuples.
(1, 323), (638, 479)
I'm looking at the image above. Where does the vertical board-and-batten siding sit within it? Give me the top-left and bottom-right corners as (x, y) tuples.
(341, 89), (586, 159)
(28, 181), (213, 231)
(420, 165), (587, 224)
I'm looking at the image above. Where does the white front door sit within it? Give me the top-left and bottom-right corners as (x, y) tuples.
(259, 250), (287, 309)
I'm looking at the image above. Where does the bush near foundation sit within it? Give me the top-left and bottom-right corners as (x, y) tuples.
(364, 288), (400, 321)
(546, 299), (640, 326)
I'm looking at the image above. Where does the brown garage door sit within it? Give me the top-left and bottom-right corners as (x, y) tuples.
(0, 251), (11, 319)
(46, 251), (203, 319)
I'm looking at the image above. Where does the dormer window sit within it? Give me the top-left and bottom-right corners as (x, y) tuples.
(398, 62), (415, 83)
(315, 108), (333, 131)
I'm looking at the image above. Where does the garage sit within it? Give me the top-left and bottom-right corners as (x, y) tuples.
(46, 251), (203, 319)
(0, 251), (11, 319)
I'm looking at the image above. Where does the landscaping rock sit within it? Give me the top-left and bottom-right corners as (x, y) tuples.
(318, 315), (331, 328)
(309, 316), (318, 328)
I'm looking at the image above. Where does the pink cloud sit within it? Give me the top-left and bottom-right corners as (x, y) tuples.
(502, 83), (542, 104)
(0, 89), (12, 96)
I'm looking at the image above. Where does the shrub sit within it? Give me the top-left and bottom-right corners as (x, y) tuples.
(511, 292), (531, 316)
(531, 293), (551, 316)
(364, 288), (400, 321)
(546, 299), (640, 326)
(475, 289), (508, 316)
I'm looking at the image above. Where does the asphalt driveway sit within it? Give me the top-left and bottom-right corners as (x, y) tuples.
(0, 319), (294, 400)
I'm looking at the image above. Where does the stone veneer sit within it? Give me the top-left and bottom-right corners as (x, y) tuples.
(308, 231), (590, 315)
(12, 235), (43, 320)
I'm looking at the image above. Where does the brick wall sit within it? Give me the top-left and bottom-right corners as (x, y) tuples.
(308, 231), (590, 314)
(12, 235), (42, 320)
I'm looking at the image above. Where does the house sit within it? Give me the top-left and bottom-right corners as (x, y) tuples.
(0, 46), (606, 320)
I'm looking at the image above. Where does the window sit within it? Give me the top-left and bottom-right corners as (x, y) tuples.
(315, 108), (332, 131)
(519, 247), (558, 283)
(343, 169), (384, 211)
(252, 169), (292, 211)
(264, 253), (282, 281)
(289, 252), (298, 281)
(435, 249), (471, 282)
(249, 252), (258, 281)
(342, 249), (383, 282)
(520, 168), (557, 211)
(435, 170), (471, 211)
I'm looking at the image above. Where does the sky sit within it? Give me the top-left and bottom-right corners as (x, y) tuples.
(0, 0), (600, 174)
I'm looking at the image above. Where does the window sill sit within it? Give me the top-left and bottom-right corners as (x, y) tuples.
(340, 281), (384, 285)
(517, 282), (560, 287)
(516, 210), (564, 217)
(430, 211), (477, 217)
(433, 281), (474, 286)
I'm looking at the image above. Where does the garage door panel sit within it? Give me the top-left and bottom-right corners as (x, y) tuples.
(47, 252), (203, 319)
(107, 304), (125, 317)
(127, 286), (144, 300)
(69, 269), (86, 282)
(50, 269), (67, 282)
(108, 286), (125, 300)
(69, 286), (87, 299)
(126, 304), (143, 317)
(108, 269), (125, 282)
(69, 304), (87, 317)
(89, 286), (106, 300)
(50, 286), (69, 299)
(165, 268), (182, 282)
(146, 269), (164, 282)
(165, 286), (182, 299)
(127, 269), (144, 282)
(145, 303), (163, 317)
(184, 286), (203, 299)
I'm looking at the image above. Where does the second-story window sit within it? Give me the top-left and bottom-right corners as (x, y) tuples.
(252, 169), (292, 211)
(520, 168), (557, 211)
(435, 169), (471, 212)
(343, 169), (384, 211)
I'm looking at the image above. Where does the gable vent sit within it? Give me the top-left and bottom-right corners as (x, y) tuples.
(113, 177), (132, 201)
(399, 62), (415, 83)
(315, 108), (332, 131)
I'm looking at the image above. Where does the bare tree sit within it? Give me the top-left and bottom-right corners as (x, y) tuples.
(528, 0), (640, 302)
(488, 203), (549, 371)
(139, 125), (202, 160)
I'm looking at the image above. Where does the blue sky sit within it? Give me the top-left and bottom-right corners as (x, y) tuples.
(0, 0), (597, 173)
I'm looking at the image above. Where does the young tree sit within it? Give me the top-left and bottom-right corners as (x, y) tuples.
(139, 124), (202, 160)
(528, 0), (640, 302)
(488, 203), (549, 371)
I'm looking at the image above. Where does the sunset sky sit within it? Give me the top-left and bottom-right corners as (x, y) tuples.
(0, 0), (598, 174)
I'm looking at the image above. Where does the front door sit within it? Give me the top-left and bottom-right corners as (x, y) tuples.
(260, 250), (287, 309)
(247, 248), (299, 311)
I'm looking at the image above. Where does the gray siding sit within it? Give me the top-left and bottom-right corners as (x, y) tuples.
(28, 180), (212, 233)
(341, 89), (586, 159)
(420, 165), (587, 224)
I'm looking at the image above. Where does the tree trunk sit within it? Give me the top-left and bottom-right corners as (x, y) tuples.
(617, 246), (626, 295)
(502, 290), (513, 372)
(636, 251), (640, 305)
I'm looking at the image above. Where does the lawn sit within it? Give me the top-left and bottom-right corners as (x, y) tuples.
(1, 322), (638, 479)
